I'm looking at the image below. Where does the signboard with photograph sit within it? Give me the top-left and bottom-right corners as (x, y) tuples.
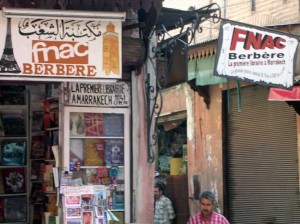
(214, 20), (298, 89)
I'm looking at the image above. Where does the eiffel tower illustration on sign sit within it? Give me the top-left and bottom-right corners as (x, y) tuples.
(0, 18), (21, 73)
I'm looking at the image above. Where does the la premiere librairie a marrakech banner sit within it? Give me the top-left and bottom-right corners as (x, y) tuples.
(214, 20), (298, 89)
(0, 11), (123, 80)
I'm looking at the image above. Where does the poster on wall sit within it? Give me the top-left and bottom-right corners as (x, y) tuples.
(214, 20), (298, 89)
(0, 9), (124, 81)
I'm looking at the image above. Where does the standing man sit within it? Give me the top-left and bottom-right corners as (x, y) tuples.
(188, 191), (230, 224)
(154, 184), (175, 224)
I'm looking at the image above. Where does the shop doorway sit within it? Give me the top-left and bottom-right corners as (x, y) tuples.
(156, 120), (189, 223)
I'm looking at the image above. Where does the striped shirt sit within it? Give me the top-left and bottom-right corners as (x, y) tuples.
(188, 212), (230, 224)
(154, 195), (175, 224)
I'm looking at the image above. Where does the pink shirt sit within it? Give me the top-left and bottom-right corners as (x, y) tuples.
(188, 212), (230, 224)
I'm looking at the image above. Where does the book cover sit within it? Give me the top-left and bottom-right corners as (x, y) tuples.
(0, 172), (3, 194)
(113, 191), (125, 210)
(95, 218), (104, 224)
(48, 215), (58, 224)
(117, 167), (125, 184)
(4, 196), (27, 222)
(113, 211), (125, 224)
(1, 140), (26, 166)
(46, 84), (60, 98)
(47, 193), (58, 215)
(30, 183), (44, 203)
(70, 113), (85, 136)
(70, 139), (84, 168)
(42, 166), (54, 193)
(43, 99), (59, 129)
(95, 205), (104, 218)
(98, 167), (108, 178)
(104, 139), (124, 166)
(84, 139), (105, 166)
(81, 194), (93, 210)
(103, 113), (124, 137)
(0, 85), (25, 105)
(32, 204), (44, 222)
(51, 130), (59, 146)
(101, 177), (111, 185)
(66, 219), (81, 224)
(0, 118), (4, 137)
(2, 168), (26, 194)
(2, 113), (25, 137)
(31, 161), (43, 181)
(42, 180), (54, 193)
(84, 113), (104, 136)
(86, 168), (101, 185)
(95, 191), (107, 207)
(66, 207), (81, 219)
(60, 171), (73, 186)
(0, 198), (4, 222)
(32, 111), (44, 132)
(65, 195), (81, 207)
(72, 169), (87, 185)
(31, 135), (46, 159)
(82, 211), (93, 224)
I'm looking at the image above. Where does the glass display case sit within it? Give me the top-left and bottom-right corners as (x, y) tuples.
(63, 106), (130, 224)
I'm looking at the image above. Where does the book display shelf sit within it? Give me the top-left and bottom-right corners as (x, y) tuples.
(29, 84), (60, 224)
(62, 106), (129, 224)
(0, 85), (29, 223)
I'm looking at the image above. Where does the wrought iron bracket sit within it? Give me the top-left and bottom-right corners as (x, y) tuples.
(145, 3), (221, 163)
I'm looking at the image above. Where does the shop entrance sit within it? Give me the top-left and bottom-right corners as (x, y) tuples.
(157, 120), (189, 223)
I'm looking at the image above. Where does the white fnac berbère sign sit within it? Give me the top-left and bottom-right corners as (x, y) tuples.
(214, 21), (298, 89)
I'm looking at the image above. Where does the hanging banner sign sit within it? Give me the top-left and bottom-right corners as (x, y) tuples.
(214, 20), (298, 89)
(67, 82), (130, 107)
(0, 10), (124, 81)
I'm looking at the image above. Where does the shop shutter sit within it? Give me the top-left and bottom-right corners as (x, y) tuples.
(225, 85), (300, 224)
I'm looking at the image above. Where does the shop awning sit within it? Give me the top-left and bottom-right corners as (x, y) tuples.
(188, 55), (227, 86)
(268, 86), (300, 101)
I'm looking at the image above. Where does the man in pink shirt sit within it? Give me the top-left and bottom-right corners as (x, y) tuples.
(188, 191), (230, 224)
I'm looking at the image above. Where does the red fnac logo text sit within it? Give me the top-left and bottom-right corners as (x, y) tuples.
(230, 28), (286, 51)
(32, 40), (88, 64)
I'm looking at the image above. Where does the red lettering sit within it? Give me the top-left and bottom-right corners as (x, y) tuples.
(66, 65), (75, 76)
(23, 63), (32, 74)
(230, 28), (247, 50)
(261, 35), (275, 49)
(244, 32), (262, 50)
(87, 66), (96, 76)
(274, 37), (286, 49)
(56, 64), (65, 75)
(230, 27), (286, 50)
(34, 63), (43, 74)
(44, 64), (54, 75)
(76, 65), (85, 76)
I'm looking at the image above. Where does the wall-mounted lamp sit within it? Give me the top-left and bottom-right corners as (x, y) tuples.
(2, 7), (126, 21)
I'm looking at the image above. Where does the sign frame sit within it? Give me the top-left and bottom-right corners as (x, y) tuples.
(0, 9), (125, 82)
(214, 19), (299, 89)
